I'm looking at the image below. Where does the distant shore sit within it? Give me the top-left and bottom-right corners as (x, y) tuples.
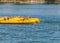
(0, 0), (60, 4)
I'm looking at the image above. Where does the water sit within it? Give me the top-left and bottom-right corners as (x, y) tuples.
(0, 4), (60, 43)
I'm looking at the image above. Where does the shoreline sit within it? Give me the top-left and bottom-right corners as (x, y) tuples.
(0, 2), (59, 5)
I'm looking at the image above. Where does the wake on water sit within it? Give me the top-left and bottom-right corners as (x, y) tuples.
(41, 21), (60, 23)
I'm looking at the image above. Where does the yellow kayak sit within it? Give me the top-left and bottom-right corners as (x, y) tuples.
(0, 17), (40, 24)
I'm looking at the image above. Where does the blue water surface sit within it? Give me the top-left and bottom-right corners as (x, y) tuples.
(0, 4), (60, 43)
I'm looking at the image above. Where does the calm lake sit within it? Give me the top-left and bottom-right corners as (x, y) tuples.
(0, 4), (60, 43)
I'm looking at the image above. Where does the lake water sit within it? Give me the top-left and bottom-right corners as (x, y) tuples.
(0, 4), (60, 43)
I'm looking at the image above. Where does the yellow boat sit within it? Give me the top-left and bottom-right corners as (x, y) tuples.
(0, 17), (40, 24)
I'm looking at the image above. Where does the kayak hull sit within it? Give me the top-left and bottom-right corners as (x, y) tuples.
(0, 18), (40, 24)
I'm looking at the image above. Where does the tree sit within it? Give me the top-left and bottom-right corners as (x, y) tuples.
(45, 0), (55, 4)
(20, 0), (27, 2)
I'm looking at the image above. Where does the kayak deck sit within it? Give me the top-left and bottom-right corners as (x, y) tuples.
(0, 17), (40, 24)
